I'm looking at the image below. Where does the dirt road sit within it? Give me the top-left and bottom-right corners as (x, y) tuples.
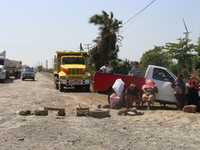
(1, 73), (200, 150)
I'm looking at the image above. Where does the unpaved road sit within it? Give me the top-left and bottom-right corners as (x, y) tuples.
(1, 73), (200, 150)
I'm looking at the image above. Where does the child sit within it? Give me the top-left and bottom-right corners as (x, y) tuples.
(142, 79), (157, 109)
(125, 83), (139, 108)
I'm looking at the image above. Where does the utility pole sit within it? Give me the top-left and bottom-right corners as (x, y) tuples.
(46, 60), (48, 71)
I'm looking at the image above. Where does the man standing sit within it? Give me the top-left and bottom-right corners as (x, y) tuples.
(174, 74), (186, 109)
(128, 61), (142, 77)
(99, 62), (113, 73)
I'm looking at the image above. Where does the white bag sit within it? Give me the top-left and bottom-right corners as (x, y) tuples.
(112, 79), (125, 96)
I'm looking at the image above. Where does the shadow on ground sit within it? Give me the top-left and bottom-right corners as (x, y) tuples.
(0, 79), (14, 84)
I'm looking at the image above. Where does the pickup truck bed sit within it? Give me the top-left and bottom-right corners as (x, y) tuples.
(92, 72), (145, 93)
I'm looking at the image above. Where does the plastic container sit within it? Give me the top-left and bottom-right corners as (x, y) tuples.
(110, 93), (121, 108)
(112, 78), (125, 96)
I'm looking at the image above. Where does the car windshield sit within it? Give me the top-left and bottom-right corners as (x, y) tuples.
(62, 57), (85, 65)
(0, 59), (4, 65)
(25, 67), (34, 72)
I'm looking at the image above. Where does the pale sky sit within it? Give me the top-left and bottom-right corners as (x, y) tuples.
(0, 0), (199, 67)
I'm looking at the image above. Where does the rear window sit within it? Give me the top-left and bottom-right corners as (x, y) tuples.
(0, 59), (4, 65)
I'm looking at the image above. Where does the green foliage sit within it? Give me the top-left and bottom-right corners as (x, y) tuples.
(37, 65), (43, 72)
(112, 59), (132, 75)
(140, 46), (172, 71)
(165, 37), (196, 78)
(194, 37), (200, 73)
(89, 11), (122, 70)
(195, 37), (200, 55)
(140, 34), (200, 79)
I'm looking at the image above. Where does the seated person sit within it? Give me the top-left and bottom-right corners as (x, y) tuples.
(125, 83), (139, 108)
(99, 62), (113, 73)
(142, 79), (157, 109)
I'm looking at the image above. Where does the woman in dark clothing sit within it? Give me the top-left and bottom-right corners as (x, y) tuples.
(186, 74), (199, 106)
(125, 83), (139, 108)
(174, 74), (186, 109)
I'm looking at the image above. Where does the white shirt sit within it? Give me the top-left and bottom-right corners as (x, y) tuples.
(100, 65), (113, 73)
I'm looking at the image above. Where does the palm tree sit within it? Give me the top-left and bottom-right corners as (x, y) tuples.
(89, 11), (122, 70)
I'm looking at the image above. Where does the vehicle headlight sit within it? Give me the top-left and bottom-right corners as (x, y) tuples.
(86, 72), (91, 77)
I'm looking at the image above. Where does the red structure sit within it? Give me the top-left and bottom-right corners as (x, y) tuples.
(92, 72), (145, 93)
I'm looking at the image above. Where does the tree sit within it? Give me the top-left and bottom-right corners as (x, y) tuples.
(89, 11), (122, 70)
(196, 37), (200, 53)
(165, 37), (196, 77)
(37, 65), (43, 72)
(194, 37), (200, 70)
(140, 46), (172, 71)
(112, 58), (132, 75)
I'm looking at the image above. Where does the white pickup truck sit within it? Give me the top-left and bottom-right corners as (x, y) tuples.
(145, 65), (177, 105)
(93, 65), (177, 105)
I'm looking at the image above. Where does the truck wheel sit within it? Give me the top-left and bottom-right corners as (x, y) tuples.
(6, 73), (9, 80)
(84, 85), (90, 92)
(54, 76), (59, 90)
(59, 83), (65, 92)
(55, 83), (59, 90)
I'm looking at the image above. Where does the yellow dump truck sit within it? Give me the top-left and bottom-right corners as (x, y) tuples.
(53, 51), (90, 92)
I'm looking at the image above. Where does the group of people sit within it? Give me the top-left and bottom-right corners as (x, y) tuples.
(106, 61), (157, 110)
(174, 73), (200, 110)
(99, 61), (142, 76)
(125, 79), (157, 109)
(109, 78), (157, 110)
(101, 61), (200, 110)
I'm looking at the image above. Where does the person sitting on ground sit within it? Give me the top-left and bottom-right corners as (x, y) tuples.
(173, 74), (186, 110)
(99, 62), (113, 73)
(125, 83), (139, 108)
(142, 79), (157, 109)
(128, 61), (142, 77)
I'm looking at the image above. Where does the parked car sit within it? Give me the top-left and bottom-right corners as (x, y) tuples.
(21, 67), (35, 81)
(91, 65), (177, 105)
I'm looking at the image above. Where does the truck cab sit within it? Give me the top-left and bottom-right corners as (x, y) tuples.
(0, 51), (8, 81)
(145, 65), (177, 104)
(0, 58), (7, 81)
(54, 51), (90, 92)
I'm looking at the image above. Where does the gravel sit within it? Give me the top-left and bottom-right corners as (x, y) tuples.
(0, 73), (200, 150)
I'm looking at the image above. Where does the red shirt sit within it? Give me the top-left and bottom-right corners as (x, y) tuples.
(187, 77), (199, 90)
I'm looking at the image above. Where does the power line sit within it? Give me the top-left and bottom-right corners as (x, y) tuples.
(124, 0), (158, 25)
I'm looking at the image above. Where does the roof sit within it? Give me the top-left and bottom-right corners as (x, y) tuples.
(148, 65), (167, 70)
(55, 51), (89, 58)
